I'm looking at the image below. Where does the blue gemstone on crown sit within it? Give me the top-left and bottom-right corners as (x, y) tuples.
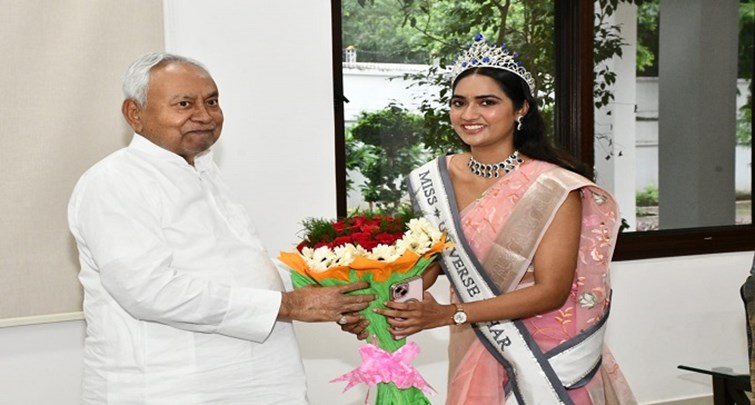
(447, 33), (536, 93)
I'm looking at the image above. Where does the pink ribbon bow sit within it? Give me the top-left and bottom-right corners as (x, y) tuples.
(330, 341), (434, 396)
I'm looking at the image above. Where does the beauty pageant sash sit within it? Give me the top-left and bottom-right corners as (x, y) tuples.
(407, 157), (610, 405)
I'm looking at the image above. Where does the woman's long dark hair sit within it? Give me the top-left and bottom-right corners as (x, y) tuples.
(453, 67), (593, 180)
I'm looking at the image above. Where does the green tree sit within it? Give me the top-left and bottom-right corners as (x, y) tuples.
(343, 0), (638, 209)
(386, 0), (558, 154)
(343, 0), (429, 63)
(739, 0), (753, 80)
(737, 106), (752, 146)
(348, 105), (428, 212)
(344, 0), (752, 208)
(738, 0), (753, 146)
(636, 0), (659, 76)
(369, 0), (634, 153)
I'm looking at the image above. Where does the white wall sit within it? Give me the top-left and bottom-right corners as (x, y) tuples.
(342, 63), (439, 126)
(162, 0), (339, 254)
(0, 2), (753, 404)
(0, 320), (85, 404)
(608, 252), (752, 403)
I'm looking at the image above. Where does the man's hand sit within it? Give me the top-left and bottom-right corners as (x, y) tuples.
(278, 282), (374, 323)
(339, 316), (370, 340)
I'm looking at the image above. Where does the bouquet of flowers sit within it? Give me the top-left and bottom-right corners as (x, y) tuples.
(278, 208), (452, 404)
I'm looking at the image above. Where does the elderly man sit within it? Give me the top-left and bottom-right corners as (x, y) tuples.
(744, 254), (755, 401)
(67, 52), (371, 404)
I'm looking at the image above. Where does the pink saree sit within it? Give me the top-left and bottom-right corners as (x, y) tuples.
(410, 155), (636, 404)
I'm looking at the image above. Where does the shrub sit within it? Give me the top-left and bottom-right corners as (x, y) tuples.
(636, 184), (659, 207)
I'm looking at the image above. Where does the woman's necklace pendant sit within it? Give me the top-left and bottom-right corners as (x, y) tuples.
(468, 150), (523, 178)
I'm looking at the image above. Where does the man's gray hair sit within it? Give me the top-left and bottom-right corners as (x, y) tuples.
(122, 52), (208, 107)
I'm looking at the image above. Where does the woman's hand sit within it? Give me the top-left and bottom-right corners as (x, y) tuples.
(373, 291), (455, 339)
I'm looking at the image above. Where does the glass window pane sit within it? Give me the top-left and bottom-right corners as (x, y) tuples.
(593, 0), (752, 231)
(342, 0), (556, 213)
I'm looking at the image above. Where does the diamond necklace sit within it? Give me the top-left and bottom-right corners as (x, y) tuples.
(468, 150), (523, 178)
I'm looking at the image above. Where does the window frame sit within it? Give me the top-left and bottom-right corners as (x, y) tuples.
(331, 0), (755, 261)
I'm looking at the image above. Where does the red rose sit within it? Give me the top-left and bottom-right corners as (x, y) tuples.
(352, 216), (367, 226)
(345, 216), (365, 233)
(351, 232), (378, 251)
(359, 218), (381, 233)
(313, 241), (329, 250)
(374, 232), (400, 246)
(333, 221), (345, 233)
(332, 235), (353, 248)
(360, 239), (379, 251)
(296, 240), (310, 252)
(349, 232), (370, 241)
(384, 223), (403, 234)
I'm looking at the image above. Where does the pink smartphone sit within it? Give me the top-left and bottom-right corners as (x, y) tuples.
(390, 276), (423, 339)
(390, 275), (423, 303)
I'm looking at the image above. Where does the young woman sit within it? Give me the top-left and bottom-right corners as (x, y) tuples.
(374, 34), (637, 404)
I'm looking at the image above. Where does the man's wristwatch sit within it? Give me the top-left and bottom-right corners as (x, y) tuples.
(452, 303), (467, 325)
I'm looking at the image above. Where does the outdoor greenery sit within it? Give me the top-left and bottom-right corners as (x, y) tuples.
(635, 184), (659, 207)
(342, 0), (430, 64)
(635, 0), (658, 76)
(739, 0), (754, 80)
(347, 105), (428, 212)
(344, 0), (753, 207)
(738, 1), (754, 146)
(344, 0), (637, 206)
(739, 106), (752, 146)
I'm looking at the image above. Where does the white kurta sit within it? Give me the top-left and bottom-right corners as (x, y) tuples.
(68, 134), (308, 404)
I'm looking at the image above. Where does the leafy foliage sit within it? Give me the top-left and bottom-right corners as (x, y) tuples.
(344, 0), (753, 210)
(594, 0), (637, 109)
(635, 0), (659, 76)
(396, 0), (557, 153)
(343, 0), (430, 63)
(739, 0), (754, 81)
(738, 0), (753, 146)
(298, 205), (417, 251)
(738, 103), (752, 146)
(346, 0), (634, 154)
(347, 105), (428, 211)
(635, 184), (658, 206)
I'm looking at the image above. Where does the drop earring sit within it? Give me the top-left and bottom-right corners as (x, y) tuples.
(516, 116), (523, 131)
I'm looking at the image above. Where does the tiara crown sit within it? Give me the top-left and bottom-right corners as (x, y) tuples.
(448, 33), (536, 94)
